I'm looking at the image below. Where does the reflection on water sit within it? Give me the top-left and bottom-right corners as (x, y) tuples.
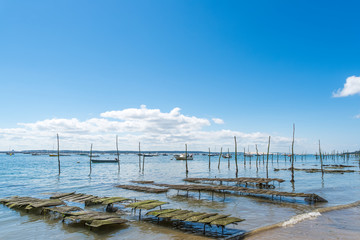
(0, 153), (359, 239)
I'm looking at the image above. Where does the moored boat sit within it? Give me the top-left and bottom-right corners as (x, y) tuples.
(91, 158), (119, 163)
(174, 154), (193, 160)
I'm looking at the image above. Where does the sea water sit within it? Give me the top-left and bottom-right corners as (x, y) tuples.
(0, 153), (359, 239)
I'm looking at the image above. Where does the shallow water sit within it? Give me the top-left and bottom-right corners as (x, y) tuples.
(0, 153), (359, 239)
(246, 206), (360, 240)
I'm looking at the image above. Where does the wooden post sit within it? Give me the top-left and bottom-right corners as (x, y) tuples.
(255, 144), (259, 172)
(319, 140), (324, 174)
(234, 136), (238, 173)
(57, 134), (60, 175)
(185, 144), (188, 173)
(227, 148), (230, 168)
(290, 124), (295, 183)
(208, 147), (211, 170)
(116, 135), (120, 172)
(244, 147), (246, 166)
(142, 155), (145, 173)
(89, 143), (93, 175)
(266, 136), (271, 178)
(138, 142), (141, 171)
(218, 147), (222, 169)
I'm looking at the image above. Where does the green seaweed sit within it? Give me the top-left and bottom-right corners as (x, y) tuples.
(86, 218), (127, 228)
(137, 201), (167, 210)
(210, 217), (244, 226)
(185, 213), (218, 222)
(158, 210), (190, 218)
(125, 200), (158, 208)
(198, 214), (229, 224)
(146, 209), (177, 217)
(171, 212), (203, 221)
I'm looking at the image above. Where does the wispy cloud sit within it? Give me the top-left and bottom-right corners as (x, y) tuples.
(0, 105), (291, 151)
(333, 76), (360, 97)
(212, 118), (224, 124)
(354, 114), (360, 119)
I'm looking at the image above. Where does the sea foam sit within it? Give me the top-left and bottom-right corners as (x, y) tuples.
(282, 211), (321, 227)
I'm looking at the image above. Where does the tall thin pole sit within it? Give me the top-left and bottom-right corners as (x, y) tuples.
(255, 144), (259, 172)
(208, 147), (211, 170)
(234, 136), (238, 173)
(185, 144), (188, 173)
(244, 147), (246, 166)
(116, 135), (120, 172)
(227, 148), (230, 168)
(142, 155), (145, 173)
(319, 140), (324, 174)
(290, 124), (295, 183)
(218, 147), (222, 169)
(138, 142), (141, 171)
(57, 134), (60, 175)
(266, 136), (271, 178)
(89, 143), (93, 175)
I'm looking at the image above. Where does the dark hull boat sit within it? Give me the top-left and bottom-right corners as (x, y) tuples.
(91, 158), (119, 163)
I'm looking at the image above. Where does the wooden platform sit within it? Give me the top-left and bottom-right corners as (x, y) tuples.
(152, 183), (327, 202)
(184, 177), (285, 184)
(274, 167), (357, 173)
(0, 196), (128, 229)
(115, 184), (169, 193)
(146, 208), (244, 234)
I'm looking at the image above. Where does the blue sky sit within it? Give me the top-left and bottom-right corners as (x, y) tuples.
(0, 0), (359, 152)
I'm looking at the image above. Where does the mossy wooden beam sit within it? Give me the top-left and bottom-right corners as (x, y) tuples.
(210, 217), (244, 226)
(146, 209), (177, 217)
(86, 218), (127, 228)
(125, 200), (158, 209)
(135, 201), (167, 210)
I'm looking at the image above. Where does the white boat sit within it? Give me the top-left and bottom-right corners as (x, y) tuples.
(91, 158), (119, 163)
(174, 154), (193, 160)
(222, 154), (232, 159)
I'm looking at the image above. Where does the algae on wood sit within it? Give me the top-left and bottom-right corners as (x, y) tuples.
(185, 213), (218, 222)
(135, 201), (167, 210)
(86, 218), (127, 228)
(146, 209), (177, 217)
(198, 214), (230, 224)
(210, 217), (244, 226)
(125, 200), (158, 208)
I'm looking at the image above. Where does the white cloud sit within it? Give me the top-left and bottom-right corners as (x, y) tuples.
(0, 105), (292, 151)
(212, 118), (224, 124)
(354, 114), (360, 119)
(333, 76), (360, 97)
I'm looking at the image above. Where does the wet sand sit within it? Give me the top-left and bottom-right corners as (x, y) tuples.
(245, 206), (360, 240)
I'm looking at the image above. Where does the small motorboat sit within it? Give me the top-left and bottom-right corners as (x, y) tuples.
(222, 154), (232, 159)
(91, 158), (119, 163)
(174, 154), (193, 160)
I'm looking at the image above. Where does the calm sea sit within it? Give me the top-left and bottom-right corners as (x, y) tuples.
(0, 153), (359, 239)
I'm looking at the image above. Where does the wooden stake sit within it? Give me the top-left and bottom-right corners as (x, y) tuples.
(255, 144), (259, 172)
(89, 143), (93, 175)
(185, 144), (188, 173)
(138, 142), (141, 171)
(266, 136), (271, 178)
(234, 136), (238, 173)
(319, 140), (324, 174)
(227, 148), (230, 168)
(244, 147), (246, 166)
(218, 147), (222, 169)
(290, 124), (295, 183)
(116, 135), (120, 172)
(142, 155), (145, 173)
(208, 147), (211, 170)
(57, 134), (60, 175)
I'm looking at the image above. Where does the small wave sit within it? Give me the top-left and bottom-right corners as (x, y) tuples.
(282, 211), (321, 227)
